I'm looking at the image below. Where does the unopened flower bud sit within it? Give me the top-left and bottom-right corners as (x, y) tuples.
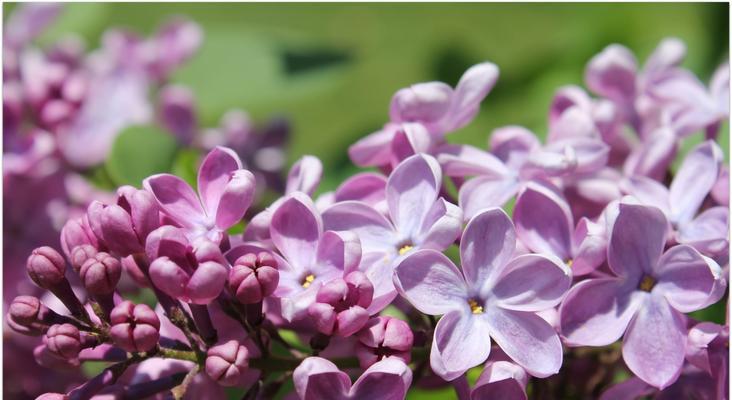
(44, 323), (81, 359)
(205, 340), (250, 387)
(356, 316), (413, 368)
(308, 272), (373, 337)
(27, 246), (67, 289)
(60, 216), (99, 259)
(109, 301), (160, 353)
(79, 252), (121, 295)
(70, 244), (98, 273)
(9, 295), (42, 326)
(35, 393), (68, 400)
(228, 252), (279, 304)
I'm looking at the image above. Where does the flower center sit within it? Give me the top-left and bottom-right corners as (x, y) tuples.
(302, 274), (315, 288)
(398, 245), (413, 256)
(566, 259), (573, 268)
(468, 299), (483, 314)
(639, 275), (656, 292)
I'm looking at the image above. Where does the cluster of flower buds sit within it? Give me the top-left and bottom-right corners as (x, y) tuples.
(9, 34), (729, 400)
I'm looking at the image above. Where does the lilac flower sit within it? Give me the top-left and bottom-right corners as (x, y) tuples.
(228, 251), (279, 304)
(323, 154), (462, 312)
(560, 202), (726, 388)
(394, 208), (572, 380)
(205, 340), (251, 387)
(269, 192), (361, 321)
(293, 356), (412, 400)
(349, 62), (499, 168)
(471, 354), (528, 400)
(145, 146), (256, 243)
(513, 180), (607, 275)
(623, 140), (728, 257)
(355, 316), (413, 369)
(109, 301), (160, 353)
(308, 271), (374, 337)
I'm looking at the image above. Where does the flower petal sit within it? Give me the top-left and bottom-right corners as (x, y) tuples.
(215, 169), (255, 230)
(669, 140), (723, 225)
(270, 193), (322, 270)
(393, 249), (467, 315)
(460, 208), (516, 290)
(489, 126), (541, 169)
(334, 172), (387, 213)
(322, 201), (396, 253)
(513, 181), (573, 260)
(654, 245), (726, 313)
(585, 44), (637, 106)
(459, 176), (520, 220)
(622, 293), (686, 389)
(430, 311), (492, 381)
(293, 357), (351, 400)
(677, 206), (729, 256)
(485, 307), (563, 378)
(559, 278), (642, 347)
(389, 82), (453, 123)
(390, 123), (433, 165)
(599, 377), (655, 400)
(197, 147), (243, 216)
(443, 62), (499, 131)
(387, 154), (441, 237)
(350, 358), (413, 400)
(623, 127), (678, 181)
(348, 126), (396, 167)
(417, 198), (463, 251)
(493, 254), (571, 312)
(316, 230), (361, 275)
(144, 174), (206, 228)
(471, 360), (528, 400)
(608, 202), (667, 278)
(286, 155), (323, 196)
(437, 144), (510, 178)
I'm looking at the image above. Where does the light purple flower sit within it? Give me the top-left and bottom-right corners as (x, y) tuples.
(471, 356), (528, 400)
(355, 316), (413, 369)
(269, 192), (361, 322)
(394, 208), (571, 380)
(560, 202), (726, 388)
(623, 140), (728, 257)
(293, 356), (412, 400)
(323, 154), (462, 312)
(145, 146), (256, 243)
(349, 62), (499, 168)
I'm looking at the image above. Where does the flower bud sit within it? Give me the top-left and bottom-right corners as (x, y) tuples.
(79, 252), (122, 295)
(149, 256), (227, 305)
(109, 301), (160, 353)
(44, 323), (81, 359)
(33, 344), (79, 369)
(205, 340), (250, 387)
(36, 393), (68, 400)
(308, 272), (373, 337)
(9, 295), (42, 326)
(60, 216), (99, 259)
(70, 244), (98, 273)
(228, 252), (279, 304)
(27, 246), (67, 289)
(356, 316), (413, 368)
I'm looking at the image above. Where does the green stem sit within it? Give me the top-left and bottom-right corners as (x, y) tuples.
(159, 347), (199, 363)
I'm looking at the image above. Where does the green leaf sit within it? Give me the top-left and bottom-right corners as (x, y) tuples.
(106, 125), (179, 187)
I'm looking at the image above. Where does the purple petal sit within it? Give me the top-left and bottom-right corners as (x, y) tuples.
(710, 61), (729, 113)
(286, 155), (323, 196)
(685, 321), (723, 373)
(390, 122), (433, 164)
(493, 254), (571, 312)
(623, 127), (678, 181)
(393, 250), (467, 315)
(622, 176), (670, 216)
(654, 245), (726, 313)
(361, 253), (399, 314)
(559, 278), (642, 346)
(711, 166), (729, 206)
(417, 198), (463, 251)
(513, 181), (573, 261)
(677, 206), (729, 256)
(348, 126), (396, 167)
(197, 146), (243, 216)
(622, 293), (686, 389)
(389, 82), (452, 123)
(387, 154), (441, 237)
(436, 144), (510, 178)
(4, 3), (62, 48)
(489, 125), (540, 169)
(334, 173), (387, 213)
(214, 169), (255, 230)
(270, 193), (323, 270)
(669, 140), (723, 225)
(186, 261), (228, 304)
(549, 85), (592, 126)
(443, 62), (499, 131)
(431, 311), (492, 381)
(322, 201), (396, 253)
(608, 202), (667, 278)
(460, 208), (516, 290)
(471, 360), (528, 400)
(144, 174), (206, 228)
(571, 217), (607, 276)
(350, 358), (413, 400)
(316, 230), (361, 275)
(547, 106), (598, 142)
(599, 377), (655, 400)
(293, 357), (350, 400)
(158, 84), (197, 145)
(643, 38), (686, 78)
(459, 176), (520, 220)
(484, 307), (563, 378)
(585, 44), (637, 106)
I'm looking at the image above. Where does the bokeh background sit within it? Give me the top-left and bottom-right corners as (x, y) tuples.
(3, 3), (729, 399)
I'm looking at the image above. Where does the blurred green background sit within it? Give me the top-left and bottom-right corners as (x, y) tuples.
(5, 3), (728, 399)
(7, 2), (729, 191)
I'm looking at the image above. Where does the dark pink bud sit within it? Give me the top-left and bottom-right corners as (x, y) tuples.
(60, 216), (99, 259)
(27, 246), (67, 289)
(121, 255), (150, 287)
(205, 340), (250, 386)
(228, 252), (279, 304)
(109, 301), (160, 353)
(70, 244), (98, 273)
(9, 295), (41, 326)
(308, 302), (337, 335)
(344, 271), (374, 308)
(79, 252), (121, 295)
(44, 323), (81, 359)
(35, 393), (68, 400)
(33, 344), (79, 369)
(356, 316), (413, 368)
(309, 272), (373, 337)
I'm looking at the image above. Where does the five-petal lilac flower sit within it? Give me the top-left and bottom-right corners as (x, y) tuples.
(394, 208), (572, 380)
(560, 202), (726, 388)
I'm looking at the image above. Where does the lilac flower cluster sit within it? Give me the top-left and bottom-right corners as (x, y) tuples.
(9, 34), (729, 400)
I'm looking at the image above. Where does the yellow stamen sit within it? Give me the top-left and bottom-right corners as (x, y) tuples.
(468, 299), (483, 314)
(398, 245), (413, 256)
(639, 276), (655, 292)
(302, 274), (315, 288)
(566, 259), (574, 268)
